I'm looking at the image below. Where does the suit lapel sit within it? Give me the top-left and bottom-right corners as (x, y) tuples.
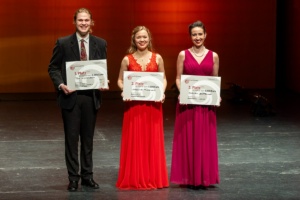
(70, 33), (80, 60)
(89, 35), (97, 60)
(69, 34), (98, 60)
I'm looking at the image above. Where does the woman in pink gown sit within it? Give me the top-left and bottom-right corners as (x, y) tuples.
(116, 26), (169, 190)
(170, 20), (220, 189)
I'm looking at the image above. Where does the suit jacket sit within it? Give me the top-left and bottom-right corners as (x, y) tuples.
(48, 33), (107, 110)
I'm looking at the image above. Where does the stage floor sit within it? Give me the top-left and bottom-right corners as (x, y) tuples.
(0, 90), (299, 200)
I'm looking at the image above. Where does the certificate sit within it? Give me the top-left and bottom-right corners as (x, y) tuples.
(66, 59), (108, 90)
(123, 71), (164, 101)
(180, 75), (221, 106)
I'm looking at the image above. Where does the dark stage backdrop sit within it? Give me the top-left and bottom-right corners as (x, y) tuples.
(0, 0), (283, 93)
(284, 0), (300, 92)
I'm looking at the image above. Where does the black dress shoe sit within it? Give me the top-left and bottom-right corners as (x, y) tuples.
(67, 181), (78, 191)
(81, 178), (99, 189)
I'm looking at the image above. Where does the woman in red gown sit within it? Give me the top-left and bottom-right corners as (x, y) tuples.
(116, 26), (169, 190)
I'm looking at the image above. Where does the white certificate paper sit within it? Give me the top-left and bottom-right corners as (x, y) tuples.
(123, 71), (164, 101)
(66, 59), (108, 90)
(180, 75), (221, 106)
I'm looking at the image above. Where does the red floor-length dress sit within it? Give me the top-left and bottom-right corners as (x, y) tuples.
(170, 50), (220, 187)
(116, 53), (169, 190)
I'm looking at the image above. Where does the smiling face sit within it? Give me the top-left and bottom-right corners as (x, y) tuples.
(74, 12), (92, 38)
(128, 26), (153, 53)
(190, 27), (206, 47)
(134, 29), (150, 51)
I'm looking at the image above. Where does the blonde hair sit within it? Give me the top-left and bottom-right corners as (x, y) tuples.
(127, 26), (153, 54)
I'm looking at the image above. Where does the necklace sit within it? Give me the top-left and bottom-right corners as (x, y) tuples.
(134, 51), (149, 61)
(191, 46), (205, 57)
(136, 51), (149, 62)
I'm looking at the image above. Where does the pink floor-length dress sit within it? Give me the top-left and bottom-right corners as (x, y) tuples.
(170, 49), (220, 187)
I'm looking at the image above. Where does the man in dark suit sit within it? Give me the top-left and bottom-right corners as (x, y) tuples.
(48, 8), (107, 191)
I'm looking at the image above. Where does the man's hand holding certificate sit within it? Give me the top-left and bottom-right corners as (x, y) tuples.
(180, 75), (221, 106)
(123, 71), (164, 101)
(66, 59), (108, 90)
